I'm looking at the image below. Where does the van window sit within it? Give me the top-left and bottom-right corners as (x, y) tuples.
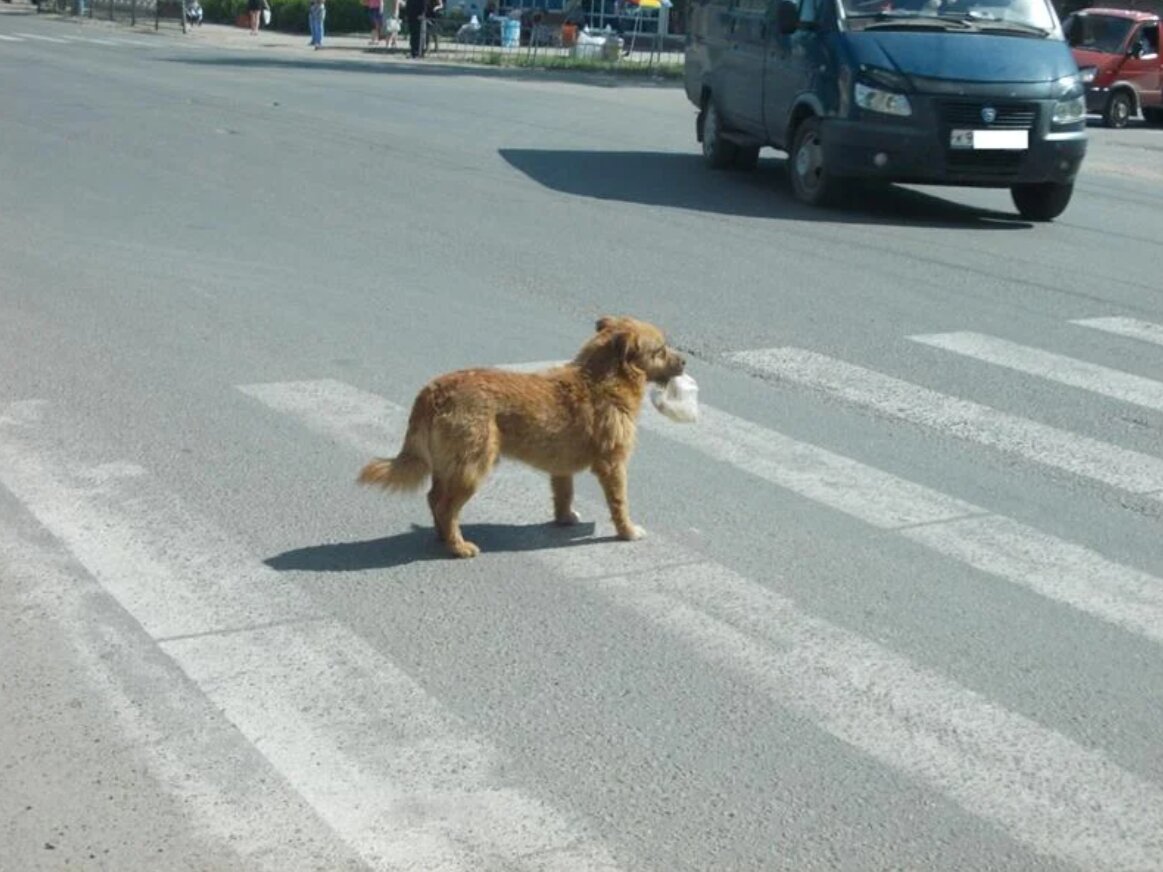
(799, 0), (819, 26)
(1066, 13), (1135, 54)
(1133, 22), (1159, 58)
(844, 0), (1055, 33)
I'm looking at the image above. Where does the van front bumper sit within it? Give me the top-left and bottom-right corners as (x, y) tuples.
(820, 116), (1087, 188)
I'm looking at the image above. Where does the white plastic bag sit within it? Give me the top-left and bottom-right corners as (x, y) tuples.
(650, 373), (699, 423)
(261, 6), (270, 24)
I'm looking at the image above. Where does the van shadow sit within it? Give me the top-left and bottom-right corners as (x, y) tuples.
(499, 148), (1034, 228)
(265, 520), (602, 572)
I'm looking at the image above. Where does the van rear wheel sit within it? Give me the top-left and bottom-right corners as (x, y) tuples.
(701, 102), (738, 170)
(789, 117), (841, 206)
(1011, 181), (1073, 222)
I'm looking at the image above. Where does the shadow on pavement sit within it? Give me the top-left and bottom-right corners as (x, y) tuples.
(500, 148), (1034, 228)
(265, 520), (603, 571)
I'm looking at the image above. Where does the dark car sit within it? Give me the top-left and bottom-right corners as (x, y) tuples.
(1065, 7), (1162, 127)
(684, 0), (1089, 220)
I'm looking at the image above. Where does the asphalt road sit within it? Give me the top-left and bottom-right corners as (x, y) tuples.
(3, 9), (1163, 871)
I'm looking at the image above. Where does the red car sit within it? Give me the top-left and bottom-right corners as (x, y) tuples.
(1066, 7), (1162, 127)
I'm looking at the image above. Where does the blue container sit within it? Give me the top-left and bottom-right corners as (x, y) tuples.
(500, 17), (519, 48)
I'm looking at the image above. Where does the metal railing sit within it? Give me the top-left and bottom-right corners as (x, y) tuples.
(416, 7), (684, 72)
(36, 0), (186, 30)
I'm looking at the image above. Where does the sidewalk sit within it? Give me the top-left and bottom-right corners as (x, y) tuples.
(3, 0), (682, 78)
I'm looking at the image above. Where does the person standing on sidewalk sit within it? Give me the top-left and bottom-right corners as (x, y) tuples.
(404, 0), (425, 57)
(367, 0), (385, 44)
(246, 0), (263, 33)
(308, 0), (325, 48)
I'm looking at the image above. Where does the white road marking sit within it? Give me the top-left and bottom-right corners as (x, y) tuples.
(1072, 316), (1163, 349)
(0, 34), (26, 42)
(910, 331), (1163, 412)
(634, 396), (1163, 645)
(12, 32), (71, 43)
(0, 399), (623, 872)
(239, 377), (1163, 871)
(726, 347), (1163, 496)
(0, 518), (367, 871)
(496, 362), (1163, 643)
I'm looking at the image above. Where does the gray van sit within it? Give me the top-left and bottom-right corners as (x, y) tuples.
(684, 0), (1089, 220)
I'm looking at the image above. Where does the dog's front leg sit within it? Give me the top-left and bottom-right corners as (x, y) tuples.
(593, 461), (644, 541)
(551, 475), (581, 525)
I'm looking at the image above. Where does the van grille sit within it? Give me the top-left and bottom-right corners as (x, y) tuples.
(939, 101), (1038, 130)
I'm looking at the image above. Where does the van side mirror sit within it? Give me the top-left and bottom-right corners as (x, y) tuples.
(776, 0), (799, 33)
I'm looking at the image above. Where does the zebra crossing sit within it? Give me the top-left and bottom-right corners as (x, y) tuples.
(3, 314), (1162, 869)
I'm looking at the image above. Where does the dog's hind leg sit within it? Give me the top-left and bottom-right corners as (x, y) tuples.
(434, 480), (481, 558)
(551, 475), (581, 525)
(432, 424), (499, 559)
(427, 476), (446, 541)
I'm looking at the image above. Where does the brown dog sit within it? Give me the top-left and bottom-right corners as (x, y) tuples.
(357, 316), (686, 558)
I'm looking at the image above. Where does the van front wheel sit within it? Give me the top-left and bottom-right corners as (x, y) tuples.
(701, 102), (738, 170)
(1011, 182), (1074, 222)
(789, 117), (841, 206)
(1103, 91), (1133, 128)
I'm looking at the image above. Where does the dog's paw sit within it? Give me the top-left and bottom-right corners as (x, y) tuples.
(617, 524), (646, 541)
(448, 541), (481, 558)
(555, 510), (582, 526)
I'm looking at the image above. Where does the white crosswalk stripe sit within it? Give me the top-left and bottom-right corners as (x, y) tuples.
(239, 377), (1163, 872)
(503, 356), (1163, 642)
(0, 399), (623, 872)
(636, 396), (1163, 645)
(1072, 316), (1163, 348)
(725, 346), (1163, 497)
(911, 330), (1163, 412)
(13, 32), (71, 43)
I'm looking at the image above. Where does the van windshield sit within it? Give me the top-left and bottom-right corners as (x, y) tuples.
(843, 0), (1057, 34)
(1064, 14), (1135, 54)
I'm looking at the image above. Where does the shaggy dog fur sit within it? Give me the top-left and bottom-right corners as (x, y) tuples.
(358, 316), (686, 558)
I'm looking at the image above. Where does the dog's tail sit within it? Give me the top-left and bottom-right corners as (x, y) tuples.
(357, 388), (433, 493)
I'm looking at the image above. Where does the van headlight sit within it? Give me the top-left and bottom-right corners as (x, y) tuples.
(854, 81), (912, 117)
(1052, 94), (1086, 125)
(1051, 72), (1083, 98)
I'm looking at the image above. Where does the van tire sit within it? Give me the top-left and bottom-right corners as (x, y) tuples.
(1011, 181), (1073, 222)
(701, 102), (738, 169)
(788, 117), (841, 206)
(1103, 91), (1133, 128)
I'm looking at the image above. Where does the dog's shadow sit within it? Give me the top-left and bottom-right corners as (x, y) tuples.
(265, 521), (605, 572)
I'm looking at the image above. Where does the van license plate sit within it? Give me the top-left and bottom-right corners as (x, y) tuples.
(950, 129), (1029, 150)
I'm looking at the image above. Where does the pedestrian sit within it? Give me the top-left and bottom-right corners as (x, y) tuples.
(367, 0), (385, 44)
(404, 0), (424, 57)
(384, 0), (401, 48)
(308, 0), (325, 48)
(246, 0), (263, 33)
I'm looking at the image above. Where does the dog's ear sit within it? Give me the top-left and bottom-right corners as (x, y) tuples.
(610, 328), (639, 365)
(595, 316), (617, 333)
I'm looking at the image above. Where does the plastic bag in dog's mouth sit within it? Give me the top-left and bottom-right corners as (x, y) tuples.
(650, 373), (699, 423)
